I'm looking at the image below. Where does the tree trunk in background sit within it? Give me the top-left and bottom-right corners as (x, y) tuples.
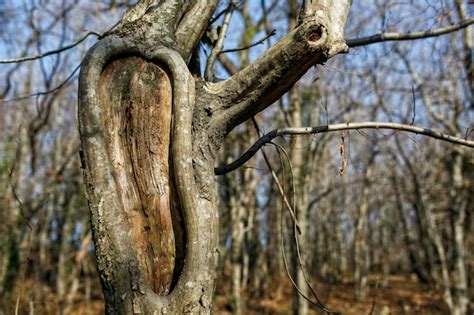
(354, 152), (375, 301)
(401, 142), (466, 314)
(0, 191), (11, 298)
(0, 148), (13, 297)
(267, 181), (284, 294)
(451, 2), (472, 314)
(448, 150), (468, 315)
(290, 88), (309, 315)
(229, 172), (244, 315)
(286, 1), (308, 314)
(241, 166), (257, 293)
(229, 164), (257, 315)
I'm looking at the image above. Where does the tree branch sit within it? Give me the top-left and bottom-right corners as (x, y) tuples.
(215, 121), (474, 175)
(2, 63), (80, 102)
(205, 2), (351, 134)
(346, 17), (474, 48)
(175, 0), (219, 61)
(0, 31), (101, 64)
(205, 2), (235, 81)
(302, 0), (313, 17)
(219, 29), (276, 54)
(394, 47), (459, 134)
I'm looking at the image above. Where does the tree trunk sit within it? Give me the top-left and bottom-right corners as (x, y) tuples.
(77, 1), (351, 312)
(79, 52), (219, 313)
(354, 152), (375, 302)
(289, 88), (309, 315)
(447, 150), (469, 315)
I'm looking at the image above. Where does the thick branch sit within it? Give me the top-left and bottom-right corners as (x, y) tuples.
(114, 0), (190, 44)
(205, 21), (329, 132)
(205, 3), (351, 134)
(215, 122), (474, 175)
(302, 0), (313, 17)
(311, 0), (352, 45)
(347, 17), (474, 48)
(175, 0), (219, 61)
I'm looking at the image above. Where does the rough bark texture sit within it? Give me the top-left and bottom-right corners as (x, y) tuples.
(79, 39), (219, 313)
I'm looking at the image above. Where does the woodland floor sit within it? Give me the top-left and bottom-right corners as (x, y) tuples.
(213, 273), (454, 315)
(4, 273), (472, 314)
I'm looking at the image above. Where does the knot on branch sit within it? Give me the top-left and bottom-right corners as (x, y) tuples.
(297, 19), (327, 50)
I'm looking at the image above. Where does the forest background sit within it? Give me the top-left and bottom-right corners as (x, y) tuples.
(0, 0), (473, 314)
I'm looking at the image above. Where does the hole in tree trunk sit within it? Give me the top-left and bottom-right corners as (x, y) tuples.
(307, 27), (322, 42)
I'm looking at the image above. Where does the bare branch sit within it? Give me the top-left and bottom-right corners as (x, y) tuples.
(205, 2), (235, 81)
(0, 31), (101, 64)
(2, 63), (80, 102)
(347, 17), (474, 48)
(220, 29), (276, 54)
(8, 150), (33, 231)
(215, 122), (474, 175)
(395, 47), (458, 133)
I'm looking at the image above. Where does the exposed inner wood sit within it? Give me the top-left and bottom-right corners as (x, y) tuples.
(98, 56), (185, 295)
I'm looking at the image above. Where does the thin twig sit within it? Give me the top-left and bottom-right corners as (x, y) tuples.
(205, 2), (235, 81)
(347, 17), (474, 47)
(272, 142), (332, 311)
(253, 118), (334, 312)
(251, 119), (302, 233)
(268, 142), (301, 233)
(2, 63), (81, 102)
(215, 121), (474, 175)
(0, 31), (101, 64)
(220, 29), (276, 54)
